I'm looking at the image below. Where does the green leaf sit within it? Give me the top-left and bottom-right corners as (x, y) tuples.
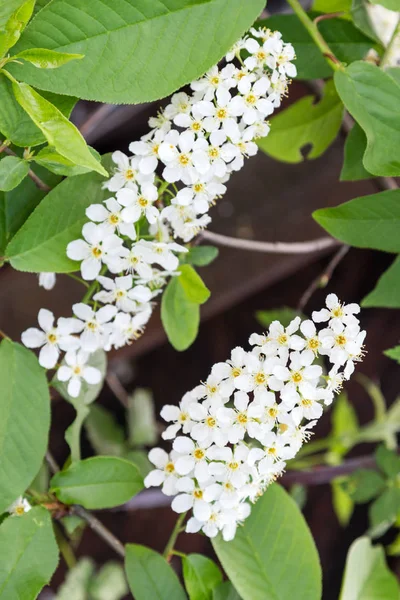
(340, 123), (373, 181)
(65, 400), (90, 463)
(50, 456), (143, 509)
(124, 450), (153, 477)
(53, 349), (107, 405)
(256, 307), (300, 329)
(185, 245), (219, 267)
(128, 388), (158, 448)
(0, 507), (59, 599)
(29, 461), (49, 494)
(0, 155), (29, 191)
(0, 0), (29, 30)
(375, 444), (400, 479)
(362, 256), (400, 308)
(0, 339), (50, 514)
(0, 73), (76, 147)
(55, 558), (94, 600)
(90, 562), (129, 600)
(369, 0), (399, 9)
(11, 0), (264, 104)
(387, 532), (400, 557)
(289, 483), (307, 510)
(369, 488), (400, 531)
(179, 264), (210, 304)
(258, 80), (343, 163)
(334, 61), (400, 177)
(384, 346), (400, 364)
(183, 554), (223, 600)
(331, 391), (359, 456)
(5, 155), (111, 272)
(11, 79), (107, 175)
(257, 14), (377, 80)
(125, 544), (187, 600)
(212, 484), (322, 600)
(161, 276), (200, 351)
(351, 0), (379, 43)
(387, 67), (400, 86)
(340, 537), (400, 599)
(332, 480), (354, 527)
(33, 145), (102, 177)
(342, 469), (386, 503)
(313, 0), (351, 11)
(15, 48), (84, 68)
(85, 404), (126, 457)
(313, 189), (400, 253)
(213, 582), (242, 600)
(0, 0), (35, 55)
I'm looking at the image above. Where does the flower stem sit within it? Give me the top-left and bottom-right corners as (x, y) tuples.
(163, 512), (187, 559)
(286, 0), (344, 72)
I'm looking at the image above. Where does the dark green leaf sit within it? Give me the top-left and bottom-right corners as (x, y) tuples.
(185, 245), (219, 267)
(183, 554), (223, 600)
(384, 346), (400, 364)
(125, 544), (187, 600)
(85, 404), (126, 457)
(179, 264), (210, 304)
(375, 444), (400, 479)
(51, 456), (143, 509)
(290, 483), (307, 510)
(15, 48), (84, 68)
(340, 537), (400, 599)
(11, 79), (107, 175)
(334, 61), (400, 177)
(33, 145), (102, 177)
(11, 0), (265, 104)
(256, 307), (300, 329)
(213, 582), (242, 600)
(313, 189), (400, 252)
(369, 488), (400, 531)
(340, 123), (373, 181)
(342, 469), (386, 503)
(258, 80), (343, 162)
(29, 461), (49, 494)
(0, 507), (59, 599)
(128, 388), (158, 448)
(161, 276), (200, 351)
(0, 155), (29, 191)
(0, 339), (50, 514)
(212, 484), (322, 600)
(362, 256), (400, 308)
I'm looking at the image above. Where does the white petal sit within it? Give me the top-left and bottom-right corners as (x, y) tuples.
(68, 377), (82, 398)
(175, 456), (195, 476)
(73, 303), (93, 321)
(38, 309), (54, 332)
(148, 448), (168, 468)
(67, 239), (89, 261)
(173, 436), (194, 454)
(144, 469), (165, 488)
(81, 257), (101, 281)
(86, 204), (109, 222)
(193, 500), (212, 522)
(38, 344), (59, 369)
(83, 366), (101, 384)
(21, 328), (46, 348)
(171, 494), (193, 513)
(57, 366), (72, 382)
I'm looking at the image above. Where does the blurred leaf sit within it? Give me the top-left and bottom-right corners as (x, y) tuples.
(370, 488), (400, 531)
(351, 0), (380, 43)
(388, 68), (400, 86)
(55, 558), (94, 600)
(258, 80), (343, 163)
(0, 155), (29, 191)
(385, 346), (400, 364)
(161, 275), (200, 351)
(183, 554), (223, 600)
(15, 48), (84, 68)
(54, 349), (107, 406)
(185, 245), (219, 267)
(128, 388), (158, 448)
(256, 307), (300, 329)
(362, 256), (400, 308)
(340, 537), (399, 599)
(289, 483), (307, 510)
(387, 532), (400, 556)
(375, 445), (400, 480)
(124, 450), (153, 478)
(342, 469), (386, 503)
(340, 123), (373, 181)
(29, 461), (49, 494)
(213, 582), (242, 600)
(90, 562), (128, 600)
(332, 479), (354, 526)
(369, 0), (399, 8)
(34, 146), (102, 177)
(179, 264), (210, 304)
(85, 404), (126, 457)
(60, 514), (86, 537)
(313, 0), (351, 11)
(331, 392), (359, 457)
(0, 0), (29, 30)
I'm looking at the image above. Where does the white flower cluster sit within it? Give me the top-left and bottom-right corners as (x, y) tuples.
(23, 27), (296, 397)
(144, 295), (366, 541)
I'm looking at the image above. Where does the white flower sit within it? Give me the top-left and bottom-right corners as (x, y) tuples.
(172, 436), (211, 481)
(67, 223), (125, 281)
(229, 78), (273, 125)
(211, 346), (250, 396)
(57, 350), (101, 397)
(7, 496), (31, 516)
(172, 477), (214, 522)
(129, 130), (165, 175)
(137, 240), (187, 271)
(193, 130), (236, 178)
(106, 308), (152, 349)
(117, 184), (159, 225)
(312, 293), (360, 332)
(194, 87), (241, 140)
(172, 179), (226, 214)
(22, 309), (79, 369)
(164, 92), (193, 121)
(191, 65), (233, 101)
(110, 241), (154, 279)
(161, 391), (197, 440)
(273, 351), (322, 399)
(217, 391), (262, 443)
(94, 275), (151, 312)
(144, 448), (180, 496)
(320, 322), (366, 368)
(72, 303), (117, 352)
(103, 151), (154, 192)
(189, 400), (229, 447)
(38, 272), (56, 290)
(262, 316), (303, 358)
(86, 197), (136, 240)
(159, 130), (202, 184)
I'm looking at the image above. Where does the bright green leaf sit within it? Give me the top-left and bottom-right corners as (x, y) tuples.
(179, 264), (210, 304)
(332, 480), (354, 527)
(90, 562), (129, 600)
(0, 507), (59, 599)
(11, 79), (107, 175)
(334, 61), (400, 177)
(384, 345), (400, 364)
(313, 189), (400, 253)
(11, 0), (264, 104)
(0, 155), (29, 191)
(183, 554), (223, 600)
(387, 532), (400, 557)
(128, 388), (158, 448)
(340, 537), (400, 599)
(369, 488), (400, 531)
(0, 0), (35, 55)
(212, 484), (322, 600)
(256, 307), (300, 329)
(161, 276), (200, 351)
(15, 48), (84, 68)
(313, 0), (351, 11)
(53, 349), (107, 406)
(342, 469), (386, 503)
(0, 339), (50, 514)
(0, 0), (28, 30)
(33, 145), (101, 177)
(362, 256), (400, 308)
(0, 73), (76, 147)
(50, 456), (143, 509)
(375, 444), (400, 479)
(340, 123), (373, 181)
(85, 404), (126, 457)
(125, 544), (187, 600)
(185, 245), (219, 267)
(258, 80), (343, 163)
(5, 155), (111, 272)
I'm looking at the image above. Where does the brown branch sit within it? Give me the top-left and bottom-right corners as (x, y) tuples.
(314, 12), (344, 24)
(1, 143), (51, 192)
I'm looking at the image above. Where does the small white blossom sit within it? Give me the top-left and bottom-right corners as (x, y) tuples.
(57, 350), (102, 397)
(7, 496), (31, 516)
(38, 272), (56, 290)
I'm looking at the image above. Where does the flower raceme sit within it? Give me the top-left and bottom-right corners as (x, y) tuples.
(23, 27), (297, 396)
(144, 296), (366, 541)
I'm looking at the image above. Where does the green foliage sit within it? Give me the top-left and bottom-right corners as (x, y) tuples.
(15, 48), (84, 68)
(125, 544), (187, 600)
(185, 245), (219, 267)
(256, 307), (300, 329)
(85, 405), (126, 457)
(258, 15), (377, 80)
(258, 80), (343, 163)
(340, 123), (372, 181)
(179, 264), (211, 304)
(33, 146), (102, 177)
(11, 0), (264, 104)
(369, 0), (399, 9)
(313, 0), (351, 11)
(362, 256), (400, 308)
(50, 456), (143, 509)
(332, 480), (354, 527)
(342, 469), (386, 502)
(212, 484), (322, 600)
(183, 554), (223, 600)
(55, 559), (128, 600)
(313, 189), (400, 253)
(0, 507), (59, 599)
(128, 388), (158, 447)
(213, 582), (242, 600)
(334, 61), (400, 177)
(376, 444), (400, 479)
(55, 558), (94, 600)
(0, 339), (50, 514)
(0, 155), (29, 191)
(351, 0), (379, 43)
(384, 346), (400, 364)
(11, 79), (106, 175)
(5, 157), (110, 272)
(339, 537), (400, 599)
(330, 392), (359, 458)
(0, 0), (35, 56)
(54, 349), (107, 405)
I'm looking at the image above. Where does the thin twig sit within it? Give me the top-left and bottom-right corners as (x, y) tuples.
(297, 244), (350, 312)
(106, 372), (129, 408)
(1, 143), (51, 192)
(314, 12), (344, 23)
(45, 451), (60, 475)
(200, 230), (339, 254)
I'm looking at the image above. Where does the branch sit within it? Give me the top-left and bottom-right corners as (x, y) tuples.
(200, 230), (339, 254)
(106, 372), (129, 408)
(1, 143), (51, 192)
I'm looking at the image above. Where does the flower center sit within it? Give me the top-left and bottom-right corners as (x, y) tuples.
(73, 366), (82, 376)
(332, 306), (344, 318)
(208, 147), (219, 159)
(193, 489), (203, 499)
(268, 407), (278, 418)
(192, 121), (202, 132)
(216, 108), (228, 120)
(277, 333), (288, 345)
(194, 448), (205, 460)
(47, 333), (57, 344)
(15, 506), (25, 516)
(256, 50), (266, 61)
(211, 76), (220, 85)
(179, 102), (189, 112)
(336, 335), (347, 346)
(109, 213), (120, 225)
(179, 412), (188, 423)
(308, 338), (320, 350)
(138, 197), (148, 207)
(125, 169), (135, 180)
(301, 399), (313, 407)
(246, 93), (257, 105)
(279, 423), (289, 433)
(237, 413), (248, 424)
(165, 462), (175, 473)
(206, 416), (216, 428)
(224, 482), (234, 491)
(267, 446), (277, 455)
(292, 371), (302, 383)
(87, 321), (98, 331)
(231, 367), (241, 378)
(255, 372), (266, 385)
(178, 154), (190, 166)
(207, 385), (217, 394)
(116, 290), (125, 298)
(152, 144), (160, 155)
(228, 461), (239, 471)
(91, 246), (102, 258)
